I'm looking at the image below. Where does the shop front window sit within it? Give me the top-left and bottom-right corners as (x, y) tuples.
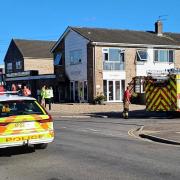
(108, 81), (113, 101)
(115, 81), (120, 100)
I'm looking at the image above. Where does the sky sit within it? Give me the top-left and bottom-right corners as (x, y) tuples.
(0, 0), (180, 64)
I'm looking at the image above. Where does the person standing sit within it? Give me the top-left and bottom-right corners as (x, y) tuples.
(40, 85), (46, 107)
(11, 84), (17, 93)
(22, 85), (31, 96)
(37, 89), (41, 103)
(44, 87), (52, 110)
(123, 86), (132, 119)
(49, 86), (54, 104)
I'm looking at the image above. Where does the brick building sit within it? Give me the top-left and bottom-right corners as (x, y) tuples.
(4, 39), (55, 98)
(52, 21), (180, 103)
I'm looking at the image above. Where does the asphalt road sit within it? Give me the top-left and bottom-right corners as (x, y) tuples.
(0, 117), (180, 180)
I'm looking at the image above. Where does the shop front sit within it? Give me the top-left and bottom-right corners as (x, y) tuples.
(5, 71), (56, 98)
(70, 81), (88, 103)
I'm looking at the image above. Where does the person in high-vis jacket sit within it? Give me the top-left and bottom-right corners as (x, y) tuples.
(40, 85), (46, 107)
(44, 87), (52, 110)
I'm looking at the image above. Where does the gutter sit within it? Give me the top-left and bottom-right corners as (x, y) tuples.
(90, 42), (180, 49)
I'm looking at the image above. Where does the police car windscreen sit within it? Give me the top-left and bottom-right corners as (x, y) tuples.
(0, 100), (44, 117)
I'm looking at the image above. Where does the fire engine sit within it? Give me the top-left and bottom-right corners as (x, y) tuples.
(145, 68), (180, 112)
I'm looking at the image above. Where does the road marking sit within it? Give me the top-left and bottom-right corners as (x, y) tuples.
(85, 128), (100, 132)
(61, 127), (67, 129)
(128, 128), (142, 140)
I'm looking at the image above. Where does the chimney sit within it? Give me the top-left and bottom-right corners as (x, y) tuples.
(155, 20), (163, 36)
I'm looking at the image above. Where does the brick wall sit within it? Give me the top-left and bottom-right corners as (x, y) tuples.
(94, 46), (103, 96)
(87, 45), (137, 101)
(24, 58), (54, 74)
(124, 48), (136, 87)
(175, 50), (180, 68)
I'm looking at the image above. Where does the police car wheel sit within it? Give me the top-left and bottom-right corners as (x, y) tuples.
(35, 143), (48, 149)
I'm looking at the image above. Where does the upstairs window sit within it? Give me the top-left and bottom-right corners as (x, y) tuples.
(16, 61), (22, 69)
(103, 49), (108, 61)
(137, 49), (148, 61)
(7, 63), (12, 73)
(154, 50), (174, 63)
(54, 53), (62, 66)
(70, 50), (82, 65)
(103, 48), (124, 62)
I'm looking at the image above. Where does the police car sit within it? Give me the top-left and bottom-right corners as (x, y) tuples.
(0, 92), (54, 149)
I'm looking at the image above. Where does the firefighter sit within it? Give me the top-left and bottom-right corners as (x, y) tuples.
(123, 86), (131, 119)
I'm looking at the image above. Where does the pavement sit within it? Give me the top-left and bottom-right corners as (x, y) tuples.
(47, 103), (180, 145)
(138, 121), (180, 145)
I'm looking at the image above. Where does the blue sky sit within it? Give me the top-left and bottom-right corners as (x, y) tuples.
(0, 0), (180, 64)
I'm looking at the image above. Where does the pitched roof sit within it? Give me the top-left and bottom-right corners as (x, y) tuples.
(164, 32), (180, 43)
(13, 39), (55, 58)
(70, 27), (180, 46)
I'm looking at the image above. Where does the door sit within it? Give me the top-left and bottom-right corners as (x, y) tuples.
(104, 80), (125, 102)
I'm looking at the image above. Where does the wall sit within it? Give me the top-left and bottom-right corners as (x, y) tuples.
(94, 46), (133, 93)
(4, 40), (24, 73)
(125, 48), (136, 87)
(53, 39), (66, 81)
(174, 50), (180, 68)
(136, 48), (175, 76)
(94, 46), (103, 96)
(24, 58), (54, 74)
(65, 30), (89, 81)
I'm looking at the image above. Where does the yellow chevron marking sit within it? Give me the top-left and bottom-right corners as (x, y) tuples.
(148, 87), (159, 103)
(160, 89), (170, 105)
(170, 80), (176, 90)
(148, 90), (161, 110)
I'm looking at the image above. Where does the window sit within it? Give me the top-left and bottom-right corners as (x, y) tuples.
(0, 100), (44, 117)
(154, 50), (174, 63)
(103, 49), (108, 61)
(137, 50), (148, 61)
(16, 61), (22, 69)
(69, 50), (82, 65)
(104, 53), (108, 61)
(109, 48), (120, 61)
(7, 63), (12, 73)
(54, 53), (62, 65)
(103, 48), (124, 62)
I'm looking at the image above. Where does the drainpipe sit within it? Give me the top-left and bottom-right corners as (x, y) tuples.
(93, 45), (96, 99)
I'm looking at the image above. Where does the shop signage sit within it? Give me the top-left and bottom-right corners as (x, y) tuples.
(6, 71), (38, 78)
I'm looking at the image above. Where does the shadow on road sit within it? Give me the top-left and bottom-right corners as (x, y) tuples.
(85, 109), (173, 119)
(0, 146), (35, 157)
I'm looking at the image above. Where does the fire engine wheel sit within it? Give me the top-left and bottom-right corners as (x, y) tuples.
(34, 143), (48, 149)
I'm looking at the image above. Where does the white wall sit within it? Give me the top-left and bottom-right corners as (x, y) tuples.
(136, 48), (175, 76)
(65, 30), (89, 81)
(103, 71), (125, 80)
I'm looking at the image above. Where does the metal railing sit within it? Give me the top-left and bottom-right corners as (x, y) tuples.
(103, 61), (124, 71)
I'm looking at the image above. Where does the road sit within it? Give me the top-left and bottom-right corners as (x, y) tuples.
(0, 117), (180, 180)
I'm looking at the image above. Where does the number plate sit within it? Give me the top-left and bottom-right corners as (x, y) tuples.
(24, 122), (35, 129)
(13, 122), (35, 129)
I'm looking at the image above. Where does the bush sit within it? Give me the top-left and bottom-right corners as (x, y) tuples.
(94, 94), (106, 104)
